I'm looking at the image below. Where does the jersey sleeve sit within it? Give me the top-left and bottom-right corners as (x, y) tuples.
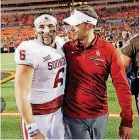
(14, 41), (35, 68)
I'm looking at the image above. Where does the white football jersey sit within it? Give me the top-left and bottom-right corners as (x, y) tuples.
(15, 39), (66, 104)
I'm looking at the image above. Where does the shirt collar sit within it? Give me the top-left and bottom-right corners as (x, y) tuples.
(74, 34), (98, 51)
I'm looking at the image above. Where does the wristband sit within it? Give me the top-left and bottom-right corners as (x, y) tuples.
(26, 122), (40, 137)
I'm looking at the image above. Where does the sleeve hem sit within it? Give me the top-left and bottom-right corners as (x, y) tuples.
(120, 118), (133, 128)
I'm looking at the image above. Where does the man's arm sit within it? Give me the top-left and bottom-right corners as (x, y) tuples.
(15, 65), (34, 124)
(109, 46), (133, 139)
(15, 65), (45, 139)
(121, 50), (139, 117)
(120, 54), (132, 70)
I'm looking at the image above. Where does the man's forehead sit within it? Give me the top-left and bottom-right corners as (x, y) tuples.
(34, 14), (57, 28)
(37, 21), (56, 26)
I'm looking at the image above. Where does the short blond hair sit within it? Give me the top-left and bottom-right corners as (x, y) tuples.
(76, 5), (99, 20)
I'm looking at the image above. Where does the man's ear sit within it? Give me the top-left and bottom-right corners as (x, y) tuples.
(34, 27), (37, 35)
(56, 24), (59, 35)
(33, 28), (38, 39)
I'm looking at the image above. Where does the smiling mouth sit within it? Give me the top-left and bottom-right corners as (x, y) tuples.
(43, 34), (52, 37)
(43, 36), (51, 38)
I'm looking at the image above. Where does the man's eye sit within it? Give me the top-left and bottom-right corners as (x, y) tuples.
(39, 26), (44, 29)
(48, 25), (54, 28)
(49, 30), (56, 34)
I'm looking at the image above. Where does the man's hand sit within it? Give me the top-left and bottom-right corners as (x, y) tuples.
(31, 132), (45, 140)
(119, 125), (132, 139)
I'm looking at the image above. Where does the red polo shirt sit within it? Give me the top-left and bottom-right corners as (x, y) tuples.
(63, 35), (133, 128)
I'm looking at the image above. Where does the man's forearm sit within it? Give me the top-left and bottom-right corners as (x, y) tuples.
(15, 65), (35, 125)
(15, 92), (35, 125)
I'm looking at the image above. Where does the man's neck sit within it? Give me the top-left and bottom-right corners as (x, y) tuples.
(80, 30), (95, 48)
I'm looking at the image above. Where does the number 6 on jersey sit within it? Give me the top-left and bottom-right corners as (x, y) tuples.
(20, 50), (26, 60)
(53, 67), (65, 88)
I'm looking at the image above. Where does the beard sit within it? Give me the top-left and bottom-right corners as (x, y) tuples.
(77, 32), (87, 41)
(42, 36), (53, 46)
(71, 32), (78, 41)
(71, 31), (85, 41)
(37, 32), (54, 46)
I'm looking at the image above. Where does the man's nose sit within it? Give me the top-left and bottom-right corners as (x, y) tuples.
(71, 26), (75, 31)
(43, 26), (50, 33)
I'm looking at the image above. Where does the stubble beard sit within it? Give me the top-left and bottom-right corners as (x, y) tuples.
(38, 32), (54, 46)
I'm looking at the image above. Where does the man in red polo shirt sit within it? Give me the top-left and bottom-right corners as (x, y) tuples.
(62, 5), (133, 139)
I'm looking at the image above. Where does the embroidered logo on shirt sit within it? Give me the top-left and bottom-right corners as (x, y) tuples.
(96, 51), (100, 56)
(90, 58), (105, 66)
(90, 58), (104, 62)
(43, 55), (51, 62)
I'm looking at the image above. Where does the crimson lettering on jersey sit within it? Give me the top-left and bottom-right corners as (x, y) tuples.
(48, 57), (66, 70)
(53, 67), (64, 88)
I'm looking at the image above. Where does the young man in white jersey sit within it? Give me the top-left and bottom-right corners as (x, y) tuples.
(14, 12), (67, 139)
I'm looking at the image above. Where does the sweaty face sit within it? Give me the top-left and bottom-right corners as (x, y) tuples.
(36, 22), (56, 46)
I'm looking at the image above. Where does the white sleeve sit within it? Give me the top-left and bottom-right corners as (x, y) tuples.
(55, 36), (65, 49)
(14, 41), (35, 68)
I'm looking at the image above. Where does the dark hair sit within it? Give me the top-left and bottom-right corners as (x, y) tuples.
(34, 11), (56, 20)
(76, 5), (99, 20)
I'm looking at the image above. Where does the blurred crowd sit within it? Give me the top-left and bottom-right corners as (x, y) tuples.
(1, 5), (139, 50)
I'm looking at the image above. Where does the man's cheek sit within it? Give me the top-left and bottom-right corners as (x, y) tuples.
(35, 27), (42, 33)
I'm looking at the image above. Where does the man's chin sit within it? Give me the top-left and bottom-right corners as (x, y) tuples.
(73, 35), (79, 41)
(73, 38), (78, 41)
(43, 42), (52, 46)
(43, 40), (53, 46)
